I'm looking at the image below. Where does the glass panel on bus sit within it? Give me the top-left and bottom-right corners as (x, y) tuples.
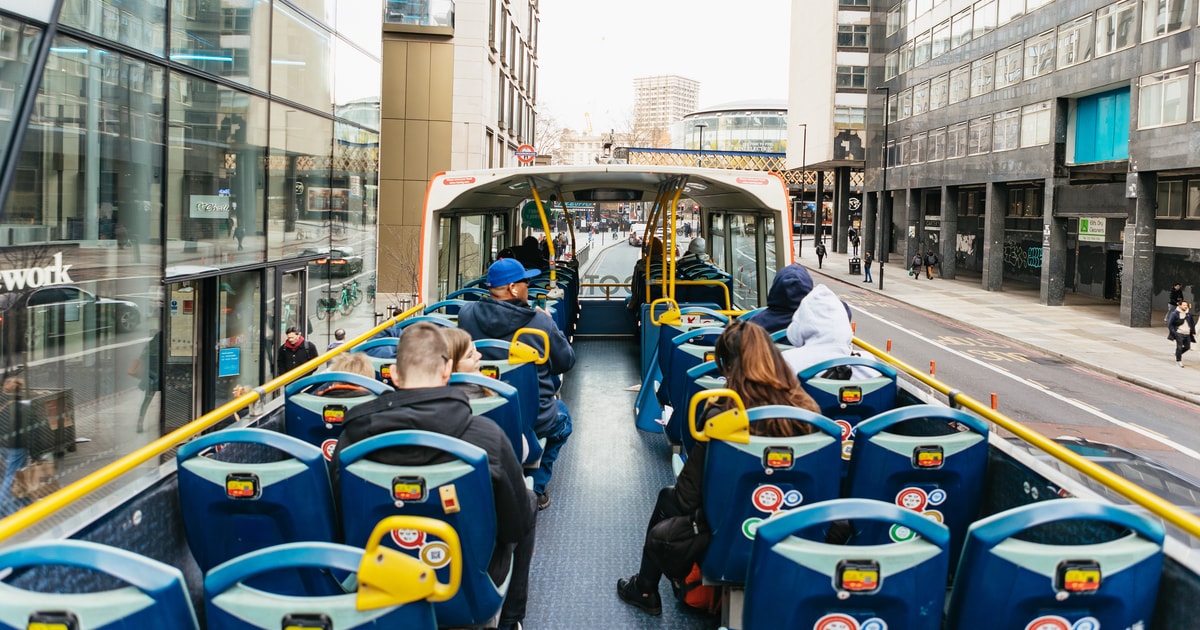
(763, 216), (778, 292)
(708, 212), (726, 270)
(457, 214), (486, 288)
(730, 214), (759, 308)
(437, 215), (451, 299)
(491, 213), (507, 267)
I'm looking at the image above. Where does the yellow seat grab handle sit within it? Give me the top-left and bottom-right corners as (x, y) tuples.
(509, 327), (550, 365)
(648, 297), (681, 326)
(357, 515), (462, 610)
(687, 388), (750, 444)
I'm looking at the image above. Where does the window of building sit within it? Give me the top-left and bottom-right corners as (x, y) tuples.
(949, 64), (971, 104)
(1095, 0), (1136, 56)
(1008, 187), (1043, 217)
(1024, 30), (1055, 79)
(914, 30), (932, 66)
(900, 40), (915, 74)
(837, 65), (868, 89)
(1020, 100), (1053, 146)
(885, 50), (899, 80)
(1142, 0), (1190, 40)
(932, 20), (951, 58)
(995, 43), (1023, 89)
(998, 0), (1024, 23)
(993, 108), (1021, 150)
(911, 131), (927, 164)
(899, 87), (913, 119)
(930, 73), (950, 109)
(974, 0), (998, 38)
(840, 0), (870, 5)
(270, 3), (333, 111)
(886, 140), (897, 167)
(1027, 0), (1053, 10)
(888, 4), (902, 35)
(899, 136), (911, 166)
(968, 115), (993, 154)
(1196, 62), (1200, 121)
(838, 24), (870, 47)
(1138, 66), (1188, 128)
(835, 106), (867, 127)
(1057, 14), (1094, 68)
(888, 93), (899, 123)
(1187, 180), (1200, 218)
(929, 127), (947, 161)
(1156, 180), (1185, 218)
(913, 80), (931, 115)
(60, 0), (166, 57)
(952, 8), (973, 47)
(947, 121), (968, 158)
(970, 55), (995, 97)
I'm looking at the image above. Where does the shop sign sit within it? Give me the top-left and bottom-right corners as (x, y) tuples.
(1079, 217), (1106, 242)
(0, 252), (74, 292)
(190, 195), (231, 219)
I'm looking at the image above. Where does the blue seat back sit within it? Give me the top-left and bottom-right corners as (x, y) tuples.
(743, 499), (951, 630)
(284, 372), (393, 451)
(176, 429), (338, 573)
(799, 356), (900, 469)
(446, 287), (488, 301)
(476, 339), (543, 464)
(353, 338), (400, 384)
(676, 360), (722, 451)
(0, 540), (200, 629)
(946, 500), (1164, 630)
(452, 372), (524, 463)
(338, 431), (505, 627)
(204, 542), (435, 630)
(846, 404), (989, 568)
(701, 406), (843, 583)
(425, 299), (469, 316)
(659, 325), (725, 441)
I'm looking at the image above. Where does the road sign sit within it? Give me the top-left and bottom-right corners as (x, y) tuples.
(516, 144), (536, 163)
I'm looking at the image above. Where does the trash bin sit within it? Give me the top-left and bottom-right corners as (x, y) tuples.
(849, 257), (861, 274)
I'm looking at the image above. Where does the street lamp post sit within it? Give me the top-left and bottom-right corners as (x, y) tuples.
(695, 122), (707, 167)
(797, 122), (810, 247)
(874, 85), (890, 263)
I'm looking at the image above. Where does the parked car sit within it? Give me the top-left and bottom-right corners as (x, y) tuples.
(629, 223), (646, 247)
(305, 247), (364, 278)
(0, 285), (142, 356)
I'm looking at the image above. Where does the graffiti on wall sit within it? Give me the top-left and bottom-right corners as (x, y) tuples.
(1003, 240), (1043, 273)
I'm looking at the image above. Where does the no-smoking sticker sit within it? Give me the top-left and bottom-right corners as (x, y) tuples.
(814, 613), (860, 630)
(895, 487), (928, 512)
(321, 439), (338, 461)
(752, 484), (785, 513)
(391, 528), (425, 550)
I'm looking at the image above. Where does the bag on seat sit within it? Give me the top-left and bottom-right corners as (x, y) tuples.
(673, 563), (720, 615)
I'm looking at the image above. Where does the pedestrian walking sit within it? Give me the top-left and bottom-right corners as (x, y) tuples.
(815, 242), (827, 269)
(1168, 301), (1197, 367)
(1166, 282), (1185, 323)
(863, 251), (873, 283)
(924, 251), (938, 279)
(911, 253), (923, 279)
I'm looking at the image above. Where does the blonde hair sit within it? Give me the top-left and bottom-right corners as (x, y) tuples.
(329, 352), (376, 379)
(442, 328), (475, 370)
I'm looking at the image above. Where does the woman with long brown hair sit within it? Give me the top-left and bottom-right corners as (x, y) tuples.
(617, 319), (820, 615)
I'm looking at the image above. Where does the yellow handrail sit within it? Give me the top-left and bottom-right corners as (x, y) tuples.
(0, 303), (427, 544)
(853, 336), (1200, 540)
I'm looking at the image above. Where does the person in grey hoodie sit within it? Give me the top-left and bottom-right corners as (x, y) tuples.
(782, 284), (878, 380)
(458, 258), (576, 510)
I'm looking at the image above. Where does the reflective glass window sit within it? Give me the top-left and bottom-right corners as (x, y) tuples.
(335, 39), (381, 131)
(911, 131), (927, 164)
(1024, 30), (1055, 79)
(0, 17), (41, 152)
(167, 72), (269, 269)
(949, 64), (970, 104)
(968, 115), (992, 155)
(899, 88), (913, 119)
(1142, 0), (1190, 40)
(59, 0), (166, 57)
(929, 127), (946, 161)
(998, 0), (1024, 23)
(1057, 14), (1094, 68)
(993, 108), (1020, 151)
(1156, 181), (1185, 218)
(169, 0), (269, 89)
(951, 8), (972, 48)
(289, 0), (336, 27)
(932, 19), (951, 57)
(1138, 67), (1188, 128)
(930, 73), (950, 109)
(973, 0), (997, 37)
(913, 80), (930, 116)
(1020, 101), (1053, 146)
(970, 55), (994, 97)
(1096, 0), (1136, 56)
(339, 0), (383, 57)
(271, 2), (333, 113)
(947, 121), (968, 158)
(914, 30), (932, 66)
(995, 42), (1023, 88)
(728, 214), (758, 308)
(267, 104), (333, 259)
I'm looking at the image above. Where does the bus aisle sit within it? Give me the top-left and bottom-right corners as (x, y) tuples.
(525, 338), (716, 628)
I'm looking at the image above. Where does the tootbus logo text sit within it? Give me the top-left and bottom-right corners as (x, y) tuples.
(0, 252), (74, 292)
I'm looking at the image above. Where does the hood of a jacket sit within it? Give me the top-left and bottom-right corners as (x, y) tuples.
(459, 296), (537, 340)
(766, 264), (814, 310)
(786, 284), (851, 350)
(342, 387), (473, 465)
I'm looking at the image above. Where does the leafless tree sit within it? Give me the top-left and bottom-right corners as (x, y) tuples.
(533, 112), (566, 165)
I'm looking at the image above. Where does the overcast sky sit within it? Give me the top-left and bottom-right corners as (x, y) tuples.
(538, 0), (792, 134)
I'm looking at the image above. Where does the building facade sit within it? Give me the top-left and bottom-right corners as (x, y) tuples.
(0, 0), (389, 514)
(788, 0), (869, 252)
(378, 0), (538, 298)
(633, 74), (700, 147)
(866, 0), (1200, 325)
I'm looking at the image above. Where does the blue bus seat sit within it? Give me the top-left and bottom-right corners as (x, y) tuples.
(0, 540), (200, 629)
(338, 431), (508, 627)
(743, 498), (951, 630)
(475, 339), (544, 465)
(659, 326), (724, 443)
(204, 525), (458, 630)
(424, 299), (469, 316)
(677, 360), (723, 455)
(447, 287), (488, 301)
(799, 356), (900, 464)
(845, 405), (989, 569)
(177, 429), (338, 575)
(695, 399), (843, 584)
(284, 372), (393, 451)
(353, 338), (401, 384)
(945, 500), (1164, 630)
(451, 372), (525, 464)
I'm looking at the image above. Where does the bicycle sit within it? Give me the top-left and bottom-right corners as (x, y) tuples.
(315, 280), (359, 319)
(366, 275), (376, 303)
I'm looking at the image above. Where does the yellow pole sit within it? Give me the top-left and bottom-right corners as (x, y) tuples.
(528, 181), (556, 285)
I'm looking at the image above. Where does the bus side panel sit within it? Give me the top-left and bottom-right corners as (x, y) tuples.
(1154, 557), (1200, 626)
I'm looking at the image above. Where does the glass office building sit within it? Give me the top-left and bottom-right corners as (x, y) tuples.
(0, 0), (380, 514)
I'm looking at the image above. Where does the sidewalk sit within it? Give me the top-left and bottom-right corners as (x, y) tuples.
(797, 244), (1200, 406)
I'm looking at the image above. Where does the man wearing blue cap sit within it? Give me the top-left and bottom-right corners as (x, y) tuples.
(457, 258), (576, 510)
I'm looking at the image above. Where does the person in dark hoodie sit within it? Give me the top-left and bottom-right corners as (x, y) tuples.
(333, 322), (536, 630)
(276, 326), (319, 377)
(744, 264), (814, 334)
(457, 258), (576, 510)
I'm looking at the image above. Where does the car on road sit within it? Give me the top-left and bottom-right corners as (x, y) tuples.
(305, 246), (364, 278)
(629, 223), (646, 247)
(0, 284), (143, 356)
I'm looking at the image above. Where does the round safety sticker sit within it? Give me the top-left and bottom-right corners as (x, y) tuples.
(927, 488), (947, 506)
(834, 420), (853, 441)
(321, 439), (338, 461)
(1070, 618), (1099, 630)
(860, 619), (888, 630)
(783, 489), (804, 507)
(841, 439), (855, 461)
(421, 541), (452, 569)
(895, 487), (928, 512)
(814, 613), (859, 630)
(741, 517), (763, 539)
(889, 524), (917, 543)
(752, 484), (785, 513)
(391, 528), (425, 550)
(1024, 616), (1071, 630)
(922, 509), (944, 523)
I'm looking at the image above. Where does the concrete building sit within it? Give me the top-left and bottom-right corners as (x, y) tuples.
(633, 75), (700, 147)
(379, 0), (540, 297)
(864, 0), (1200, 326)
(788, 0), (870, 253)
